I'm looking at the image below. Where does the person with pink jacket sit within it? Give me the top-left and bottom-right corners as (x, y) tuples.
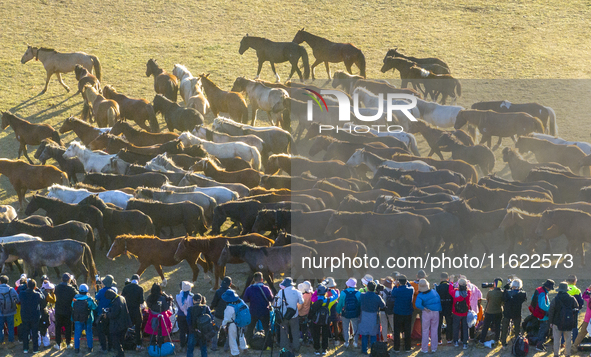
(572, 284), (591, 352)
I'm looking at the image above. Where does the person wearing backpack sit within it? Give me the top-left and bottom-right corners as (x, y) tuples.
(18, 279), (44, 354)
(390, 275), (415, 353)
(210, 276), (232, 352)
(54, 273), (79, 350)
(297, 281), (313, 345)
(176, 281), (195, 351)
(500, 278), (527, 349)
(415, 279), (442, 353)
(242, 272), (274, 346)
(531, 279), (554, 352)
(548, 282), (578, 357)
(378, 277), (394, 343)
(121, 274), (144, 351)
(477, 278), (504, 349)
(71, 284), (98, 353)
(436, 272), (453, 345)
(187, 293), (213, 357)
(274, 277), (304, 354)
(358, 281), (385, 355)
(105, 289), (132, 357)
(309, 285), (332, 355)
(95, 274), (117, 353)
(221, 290), (249, 356)
(449, 278), (471, 349)
(0, 275), (19, 346)
(566, 275), (584, 344)
(572, 284), (591, 353)
(336, 278), (361, 349)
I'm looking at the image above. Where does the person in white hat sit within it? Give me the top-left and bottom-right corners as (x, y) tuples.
(415, 279), (441, 353)
(336, 278), (361, 348)
(297, 281), (313, 345)
(360, 274), (373, 293)
(176, 281), (194, 350)
(71, 284), (98, 353)
(273, 277), (303, 353)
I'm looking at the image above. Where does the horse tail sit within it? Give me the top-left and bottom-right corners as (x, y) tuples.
(299, 46), (311, 80)
(287, 132), (298, 155)
(357, 51), (367, 78)
(146, 103), (160, 133)
(241, 107), (249, 125)
(59, 172), (70, 187)
(90, 55), (102, 82)
(454, 78), (462, 97)
(83, 242), (98, 290)
(545, 106), (558, 136)
(51, 130), (63, 147)
(355, 241), (368, 257)
(145, 216), (155, 236)
(533, 117), (545, 134)
(107, 107), (118, 127)
(251, 147), (262, 171)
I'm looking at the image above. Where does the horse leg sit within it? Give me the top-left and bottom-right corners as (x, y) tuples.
(324, 62), (331, 80)
(53, 267), (61, 278)
(492, 136), (503, 151)
(510, 135), (517, 144)
(21, 142), (34, 164)
(264, 273), (277, 295)
(154, 264), (167, 286)
(310, 59), (322, 80)
(254, 59), (264, 80)
(344, 61), (353, 75)
(269, 62), (280, 83)
(187, 260), (200, 282)
(250, 104), (259, 126)
(56, 73), (71, 92)
(41, 71), (53, 94)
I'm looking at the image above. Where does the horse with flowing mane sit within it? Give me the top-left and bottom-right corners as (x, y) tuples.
(102, 86), (159, 132)
(199, 74), (248, 123)
(384, 48), (450, 71)
(21, 45), (101, 93)
(146, 59), (178, 102)
(238, 34), (310, 82)
(292, 28), (366, 79)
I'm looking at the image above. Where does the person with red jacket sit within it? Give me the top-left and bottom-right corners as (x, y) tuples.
(449, 278), (471, 350)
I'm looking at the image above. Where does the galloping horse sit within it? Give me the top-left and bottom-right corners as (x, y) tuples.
(146, 59), (178, 102)
(59, 116), (110, 146)
(1, 111), (62, 164)
(292, 28), (366, 79)
(409, 66), (462, 104)
(0, 159), (69, 209)
(238, 34), (310, 82)
(21, 45), (101, 94)
(102, 85), (159, 132)
(199, 73), (248, 123)
(471, 100), (558, 136)
(231, 77), (289, 126)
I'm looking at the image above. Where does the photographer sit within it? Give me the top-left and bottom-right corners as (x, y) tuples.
(210, 276), (232, 352)
(477, 278), (504, 348)
(548, 282), (578, 356)
(449, 278), (471, 349)
(274, 277), (303, 354)
(358, 281), (385, 355)
(145, 283), (174, 348)
(105, 289), (132, 357)
(297, 281), (312, 345)
(415, 279), (441, 353)
(54, 273), (78, 350)
(121, 274), (144, 351)
(500, 278), (526, 349)
(378, 277), (394, 343)
(242, 272), (274, 346)
(436, 272), (454, 344)
(389, 274), (414, 353)
(95, 274), (117, 353)
(336, 278), (361, 349)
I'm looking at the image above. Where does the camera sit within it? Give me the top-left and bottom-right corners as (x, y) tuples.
(375, 283), (385, 293)
(481, 283), (494, 289)
(95, 273), (101, 285)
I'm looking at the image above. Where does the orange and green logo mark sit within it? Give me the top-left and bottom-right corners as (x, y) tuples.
(304, 88), (329, 112)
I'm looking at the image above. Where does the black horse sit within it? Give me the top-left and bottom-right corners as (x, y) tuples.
(153, 94), (204, 132)
(239, 35), (310, 82)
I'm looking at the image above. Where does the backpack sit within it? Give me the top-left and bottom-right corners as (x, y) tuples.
(342, 290), (360, 319)
(191, 306), (216, 340)
(232, 300), (251, 328)
(0, 290), (15, 315)
(72, 299), (90, 323)
(529, 287), (546, 319)
(314, 300), (330, 326)
(512, 334), (529, 357)
(97, 310), (110, 335)
(386, 292), (395, 315)
(123, 327), (137, 350)
(370, 341), (389, 357)
(454, 295), (469, 314)
(278, 348), (295, 357)
(249, 331), (268, 350)
(557, 297), (576, 331)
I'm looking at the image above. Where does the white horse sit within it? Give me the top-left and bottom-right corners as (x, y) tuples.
(179, 173), (250, 198)
(192, 125), (265, 155)
(346, 148), (435, 173)
(47, 184), (132, 209)
(145, 154), (186, 174)
(178, 132), (261, 170)
(532, 133), (591, 155)
(135, 188), (217, 224)
(63, 141), (115, 172)
(415, 98), (464, 128)
(161, 183), (239, 204)
(231, 77), (289, 126)
(0, 205), (17, 223)
(172, 64), (210, 116)
(101, 157), (131, 175)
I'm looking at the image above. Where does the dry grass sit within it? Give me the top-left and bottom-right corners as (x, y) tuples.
(1, 0), (591, 355)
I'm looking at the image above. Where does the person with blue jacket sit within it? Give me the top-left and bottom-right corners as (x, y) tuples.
(534, 279), (554, 352)
(415, 279), (442, 353)
(358, 281), (385, 355)
(0, 275), (19, 345)
(336, 278), (361, 349)
(72, 284), (98, 353)
(389, 274), (415, 352)
(95, 275), (117, 353)
(18, 279), (44, 354)
(186, 293), (212, 357)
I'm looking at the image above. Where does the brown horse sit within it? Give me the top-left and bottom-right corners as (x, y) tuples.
(87, 133), (131, 154)
(1, 112), (62, 164)
(106, 235), (209, 286)
(502, 147), (572, 181)
(192, 158), (261, 188)
(312, 180), (398, 203)
(379, 57), (446, 92)
(102, 86), (160, 132)
(109, 120), (178, 147)
(265, 154), (352, 179)
(292, 28), (366, 79)
(459, 183), (553, 212)
(455, 110), (545, 150)
(21, 45), (101, 94)
(516, 136), (588, 175)
(535, 209), (591, 266)
(385, 48), (450, 71)
(408, 118), (474, 160)
(146, 59), (178, 102)
(174, 234), (274, 290)
(84, 84), (120, 128)
(471, 101), (557, 136)
(408, 66), (461, 104)
(330, 70), (421, 97)
(198, 73), (248, 123)
(391, 153), (479, 183)
(59, 116), (106, 146)
(75, 65), (100, 121)
(0, 159), (69, 209)
(499, 208), (560, 254)
(436, 133), (495, 176)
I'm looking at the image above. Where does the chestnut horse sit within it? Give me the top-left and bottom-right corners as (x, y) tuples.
(0, 159), (69, 209)
(471, 100), (557, 136)
(107, 234), (210, 287)
(1, 111), (62, 164)
(292, 28), (366, 79)
(102, 85), (159, 132)
(75, 65), (100, 121)
(21, 45), (101, 94)
(146, 59), (178, 102)
(59, 116), (109, 146)
(84, 84), (119, 128)
(198, 73), (249, 123)
(110, 120), (178, 147)
(174, 234), (274, 290)
(408, 66), (462, 104)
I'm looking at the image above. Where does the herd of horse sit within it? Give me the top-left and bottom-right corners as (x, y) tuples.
(0, 31), (590, 294)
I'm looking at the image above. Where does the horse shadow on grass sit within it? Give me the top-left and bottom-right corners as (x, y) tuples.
(8, 92), (81, 121)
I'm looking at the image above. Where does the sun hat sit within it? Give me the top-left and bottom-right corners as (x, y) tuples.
(317, 285), (327, 295)
(543, 279), (555, 291)
(324, 277), (337, 288)
(298, 281), (312, 293)
(280, 277), (295, 289)
(557, 282), (570, 293)
(361, 274), (373, 285)
(417, 270), (427, 279)
(79, 284), (89, 293)
(346, 278), (357, 288)
(418, 279), (430, 292)
(221, 289), (240, 303)
(182, 281), (194, 292)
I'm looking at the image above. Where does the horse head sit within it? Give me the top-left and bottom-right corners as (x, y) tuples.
(239, 35), (250, 55)
(0, 112), (10, 130)
(146, 59), (157, 77)
(230, 77), (246, 92)
(292, 28), (306, 44)
(217, 241), (232, 267)
(106, 236), (126, 260)
(21, 45), (35, 64)
(173, 236), (189, 262)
